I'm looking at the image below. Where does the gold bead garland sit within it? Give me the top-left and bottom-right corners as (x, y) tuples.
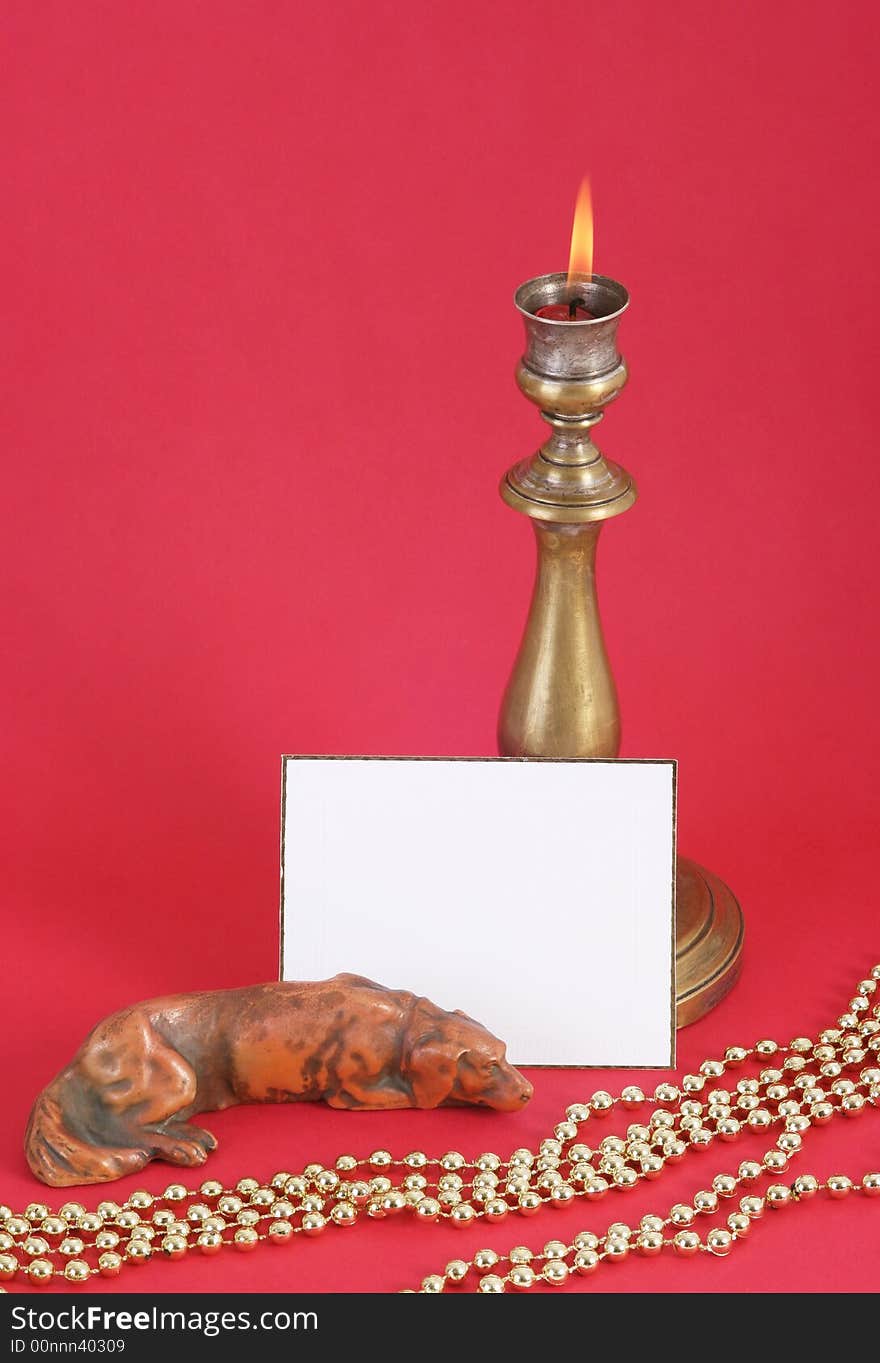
(0, 964), (877, 1293)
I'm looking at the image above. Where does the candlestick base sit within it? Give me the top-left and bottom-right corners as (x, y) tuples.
(675, 857), (744, 1026)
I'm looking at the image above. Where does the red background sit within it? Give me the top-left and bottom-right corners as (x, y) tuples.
(2, 1), (878, 1294)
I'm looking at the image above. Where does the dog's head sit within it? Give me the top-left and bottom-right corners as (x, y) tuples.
(402, 999), (532, 1111)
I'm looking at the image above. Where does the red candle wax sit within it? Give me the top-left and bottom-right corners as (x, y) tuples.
(535, 301), (595, 321)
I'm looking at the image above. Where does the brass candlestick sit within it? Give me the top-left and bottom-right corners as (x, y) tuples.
(498, 271), (743, 1026)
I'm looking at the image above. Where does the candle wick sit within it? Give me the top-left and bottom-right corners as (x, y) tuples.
(569, 297), (586, 319)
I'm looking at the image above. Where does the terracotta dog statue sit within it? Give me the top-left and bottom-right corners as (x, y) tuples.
(25, 974), (533, 1186)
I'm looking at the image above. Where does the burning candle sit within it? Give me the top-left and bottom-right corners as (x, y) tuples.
(535, 298), (595, 322)
(531, 177), (596, 321)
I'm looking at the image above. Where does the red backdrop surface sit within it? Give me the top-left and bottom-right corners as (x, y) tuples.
(2, 1), (879, 1294)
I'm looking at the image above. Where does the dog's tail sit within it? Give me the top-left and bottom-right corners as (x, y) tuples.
(25, 1081), (150, 1188)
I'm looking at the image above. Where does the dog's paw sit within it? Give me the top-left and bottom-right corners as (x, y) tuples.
(149, 1122), (218, 1166)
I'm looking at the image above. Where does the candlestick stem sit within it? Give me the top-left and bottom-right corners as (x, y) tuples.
(500, 273), (743, 1025)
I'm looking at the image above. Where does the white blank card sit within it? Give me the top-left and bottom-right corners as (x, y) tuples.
(280, 757), (675, 1067)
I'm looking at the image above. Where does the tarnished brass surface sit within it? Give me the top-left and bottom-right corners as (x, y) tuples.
(499, 272), (744, 1025)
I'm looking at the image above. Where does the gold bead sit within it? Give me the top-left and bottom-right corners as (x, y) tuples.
(59, 1238), (85, 1257)
(706, 1229), (733, 1256)
(842, 1093), (866, 1115)
(509, 1148), (534, 1167)
(404, 1151), (428, 1168)
(218, 1195), (242, 1217)
(566, 1102), (591, 1122)
(95, 1230), (119, 1250)
(202, 1217), (225, 1234)
(478, 1274), (505, 1293)
(444, 1259), (469, 1282)
(827, 1175), (852, 1198)
(416, 1198), (440, 1221)
(590, 1090), (613, 1114)
(61, 1257), (89, 1285)
(285, 1177), (308, 1197)
(200, 1180), (224, 1199)
(509, 1264), (536, 1290)
(6, 1218), (30, 1237)
(438, 1172), (464, 1192)
(96, 1201), (120, 1219)
(197, 1231), (223, 1254)
(315, 1170), (339, 1192)
(126, 1240), (151, 1264)
(233, 1227), (258, 1252)
(186, 1204), (211, 1224)
(485, 1198), (509, 1222)
(348, 1181), (371, 1205)
(670, 1204), (695, 1226)
(764, 1151), (788, 1173)
(637, 1229), (664, 1256)
(727, 1212), (750, 1235)
(162, 1234), (188, 1259)
(440, 1151), (466, 1172)
(421, 1274), (445, 1293)
(474, 1248), (500, 1274)
(268, 1219), (293, 1243)
(713, 1175), (738, 1198)
(163, 1184), (187, 1203)
(517, 1192), (542, 1216)
(331, 1201), (357, 1227)
(334, 1155), (358, 1173)
(765, 1184), (792, 1209)
(554, 1121), (578, 1142)
(740, 1195), (764, 1218)
(236, 1178), (260, 1196)
(128, 1190), (153, 1211)
(40, 1216), (67, 1239)
(23, 1237), (50, 1258)
(755, 1040), (778, 1056)
(28, 1258), (54, 1285)
(381, 1191), (407, 1216)
(542, 1258), (569, 1285)
(793, 1175), (819, 1198)
(251, 1188), (275, 1207)
(450, 1204), (476, 1227)
(98, 1251), (122, 1277)
(861, 1173), (880, 1196)
(604, 1235), (629, 1262)
(620, 1085), (645, 1107)
(738, 1161), (763, 1182)
(673, 1231), (700, 1256)
(116, 1210), (140, 1230)
(694, 1190), (718, 1214)
(301, 1212), (326, 1235)
(725, 1046), (749, 1064)
(0, 1255), (19, 1281)
(573, 1248), (599, 1274)
(152, 1208), (176, 1228)
(613, 1168), (639, 1190)
(25, 1203), (49, 1224)
(700, 1060), (725, 1078)
(540, 1239), (565, 1259)
(551, 1183), (576, 1205)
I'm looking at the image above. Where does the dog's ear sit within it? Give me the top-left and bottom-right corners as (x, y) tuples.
(405, 1030), (463, 1107)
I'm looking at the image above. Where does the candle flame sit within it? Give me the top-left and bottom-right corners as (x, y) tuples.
(566, 177), (593, 284)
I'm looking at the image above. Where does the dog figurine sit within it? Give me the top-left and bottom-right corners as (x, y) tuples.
(25, 974), (533, 1186)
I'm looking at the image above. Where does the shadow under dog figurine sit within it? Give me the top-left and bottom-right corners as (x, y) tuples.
(25, 974), (533, 1186)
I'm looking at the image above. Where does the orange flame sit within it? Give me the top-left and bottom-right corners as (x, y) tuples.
(566, 177), (593, 284)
